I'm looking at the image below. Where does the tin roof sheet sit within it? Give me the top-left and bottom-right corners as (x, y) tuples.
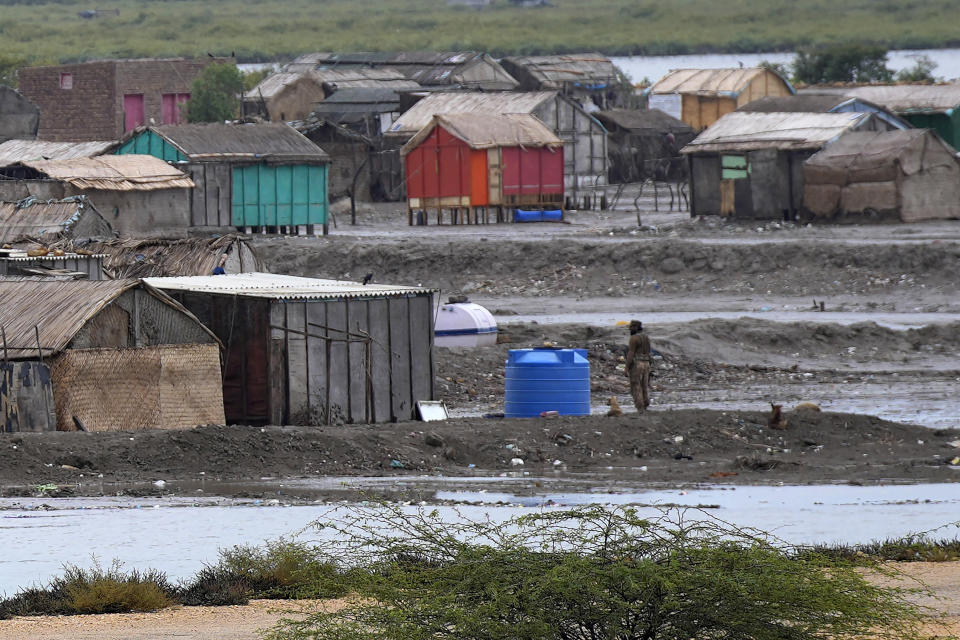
(651, 68), (794, 96)
(148, 123), (329, 161)
(501, 53), (617, 88)
(388, 90), (557, 135)
(23, 155), (194, 191)
(839, 84), (960, 114)
(401, 113), (562, 155)
(144, 272), (435, 299)
(0, 139), (116, 167)
(244, 69), (418, 100)
(681, 111), (871, 153)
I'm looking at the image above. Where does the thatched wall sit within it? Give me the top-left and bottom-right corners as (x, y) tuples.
(50, 343), (224, 431)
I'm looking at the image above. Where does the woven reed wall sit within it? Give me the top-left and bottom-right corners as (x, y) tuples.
(50, 343), (224, 431)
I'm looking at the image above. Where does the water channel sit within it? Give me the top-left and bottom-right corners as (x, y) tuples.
(2, 481), (959, 596)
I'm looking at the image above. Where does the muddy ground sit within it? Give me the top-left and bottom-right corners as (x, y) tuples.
(1, 408), (958, 500)
(4, 200), (960, 498)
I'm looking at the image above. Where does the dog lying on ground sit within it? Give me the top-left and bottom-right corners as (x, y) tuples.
(607, 397), (623, 417)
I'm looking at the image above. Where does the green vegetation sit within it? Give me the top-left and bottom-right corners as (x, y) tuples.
(0, 561), (177, 618)
(793, 43), (894, 84)
(264, 505), (942, 640)
(809, 534), (960, 563)
(896, 54), (941, 82)
(1, 0), (959, 65)
(185, 62), (244, 123)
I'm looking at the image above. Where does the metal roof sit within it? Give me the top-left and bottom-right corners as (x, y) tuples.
(650, 68), (795, 97)
(401, 113), (562, 155)
(0, 139), (116, 167)
(681, 111), (872, 153)
(144, 272), (435, 300)
(146, 123), (330, 161)
(388, 90), (558, 136)
(500, 53), (618, 89)
(243, 69), (418, 100)
(23, 155), (194, 191)
(836, 84), (960, 114)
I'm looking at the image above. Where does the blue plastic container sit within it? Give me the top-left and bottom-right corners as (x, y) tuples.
(541, 209), (563, 221)
(513, 209), (543, 223)
(504, 348), (590, 418)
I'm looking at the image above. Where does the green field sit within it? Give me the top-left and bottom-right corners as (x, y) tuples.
(2, 0), (960, 64)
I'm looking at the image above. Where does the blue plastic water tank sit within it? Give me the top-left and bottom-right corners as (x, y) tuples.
(513, 209), (543, 223)
(504, 348), (590, 418)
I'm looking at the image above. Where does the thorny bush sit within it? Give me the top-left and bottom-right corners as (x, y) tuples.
(264, 504), (942, 640)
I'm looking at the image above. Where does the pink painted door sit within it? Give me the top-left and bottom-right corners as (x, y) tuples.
(123, 94), (145, 132)
(161, 93), (190, 124)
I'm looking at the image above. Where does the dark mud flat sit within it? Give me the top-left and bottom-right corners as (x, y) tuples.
(1, 411), (958, 499)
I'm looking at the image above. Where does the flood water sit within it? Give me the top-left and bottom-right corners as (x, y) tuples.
(2, 482), (959, 596)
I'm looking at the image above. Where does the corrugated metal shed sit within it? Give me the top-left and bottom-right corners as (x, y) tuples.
(401, 113), (562, 155)
(651, 68), (796, 97)
(500, 53), (618, 88)
(244, 69), (418, 100)
(23, 155), (194, 191)
(388, 91), (557, 135)
(836, 85), (960, 114)
(0, 139), (117, 167)
(145, 272), (434, 300)
(594, 108), (693, 133)
(681, 111), (872, 153)
(0, 196), (111, 244)
(144, 123), (330, 162)
(0, 279), (136, 356)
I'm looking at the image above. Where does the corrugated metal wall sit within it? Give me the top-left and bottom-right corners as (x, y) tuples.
(116, 130), (187, 163)
(231, 164), (329, 227)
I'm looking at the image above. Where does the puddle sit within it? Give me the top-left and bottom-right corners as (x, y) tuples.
(2, 482), (960, 596)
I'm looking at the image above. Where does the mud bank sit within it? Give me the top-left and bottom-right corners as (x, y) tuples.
(1, 409), (958, 499)
(256, 235), (960, 301)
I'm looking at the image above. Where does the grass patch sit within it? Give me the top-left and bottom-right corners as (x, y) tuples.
(0, 561), (177, 619)
(0, 0), (958, 65)
(807, 536), (960, 563)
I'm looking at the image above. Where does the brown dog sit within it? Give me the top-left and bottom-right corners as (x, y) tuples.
(768, 403), (788, 430)
(607, 396), (624, 417)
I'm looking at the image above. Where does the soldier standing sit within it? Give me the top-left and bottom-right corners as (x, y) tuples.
(625, 320), (651, 411)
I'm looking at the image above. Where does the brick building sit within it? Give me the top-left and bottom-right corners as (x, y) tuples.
(18, 58), (227, 142)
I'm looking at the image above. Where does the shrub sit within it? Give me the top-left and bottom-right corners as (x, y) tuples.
(263, 505), (941, 640)
(214, 539), (352, 599)
(0, 561), (176, 618)
(793, 43), (893, 83)
(184, 61), (243, 123)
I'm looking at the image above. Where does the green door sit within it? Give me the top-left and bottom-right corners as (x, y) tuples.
(231, 163), (328, 227)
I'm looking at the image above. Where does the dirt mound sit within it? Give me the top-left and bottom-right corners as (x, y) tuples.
(2, 411), (958, 498)
(256, 237), (960, 299)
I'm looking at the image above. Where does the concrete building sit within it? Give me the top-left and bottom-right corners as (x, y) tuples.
(388, 91), (608, 198)
(0, 155), (194, 238)
(0, 87), (39, 143)
(803, 129), (960, 223)
(0, 279), (224, 432)
(18, 58), (225, 141)
(682, 111), (879, 220)
(647, 68), (795, 131)
(116, 123), (330, 234)
(146, 273), (436, 426)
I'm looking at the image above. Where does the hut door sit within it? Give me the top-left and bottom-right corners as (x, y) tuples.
(487, 148), (501, 205)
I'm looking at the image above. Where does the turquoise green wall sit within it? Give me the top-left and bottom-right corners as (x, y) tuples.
(115, 130), (187, 162)
(231, 164), (328, 226)
(903, 112), (960, 150)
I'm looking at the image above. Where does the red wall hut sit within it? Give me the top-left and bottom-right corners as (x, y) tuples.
(401, 113), (564, 224)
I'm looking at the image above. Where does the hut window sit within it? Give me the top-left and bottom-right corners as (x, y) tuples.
(60, 73), (73, 90)
(721, 154), (749, 179)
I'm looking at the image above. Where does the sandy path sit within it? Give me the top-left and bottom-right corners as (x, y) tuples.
(0, 598), (336, 640)
(2, 565), (958, 639)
